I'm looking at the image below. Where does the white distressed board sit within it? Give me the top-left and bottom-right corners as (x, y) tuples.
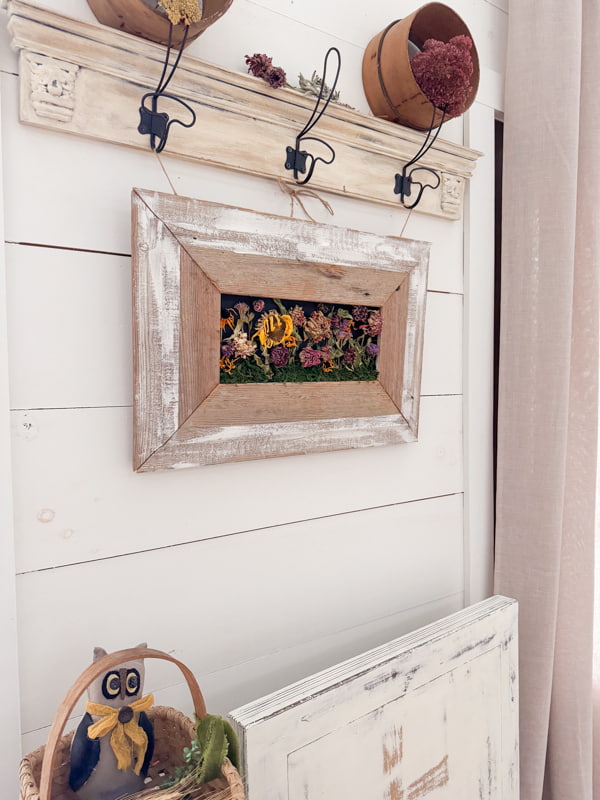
(230, 596), (518, 800)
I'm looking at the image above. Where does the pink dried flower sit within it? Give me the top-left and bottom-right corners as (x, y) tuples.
(253, 299), (265, 313)
(343, 348), (357, 366)
(266, 66), (287, 89)
(305, 310), (332, 343)
(410, 35), (474, 118)
(299, 347), (322, 368)
(290, 305), (306, 327)
(351, 306), (369, 322)
(269, 345), (290, 367)
(320, 345), (333, 361)
(245, 53), (287, 90)
(362, 310), (383, 337)
(232, 331), (257, 359)
(245, 53), (273, 79)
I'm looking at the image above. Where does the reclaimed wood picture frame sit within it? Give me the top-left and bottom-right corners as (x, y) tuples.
(132, 189), (430, 471)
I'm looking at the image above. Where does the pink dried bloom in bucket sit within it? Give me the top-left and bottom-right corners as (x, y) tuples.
(410, 35), (474, 118)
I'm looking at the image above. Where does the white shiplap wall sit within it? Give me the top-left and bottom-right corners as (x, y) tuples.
(0, 0), (506, 794)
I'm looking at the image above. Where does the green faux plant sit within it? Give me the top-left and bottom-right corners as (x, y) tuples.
(168, 714), (241, 786)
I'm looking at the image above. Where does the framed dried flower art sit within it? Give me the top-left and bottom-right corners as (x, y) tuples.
(132, 189), (430, 471)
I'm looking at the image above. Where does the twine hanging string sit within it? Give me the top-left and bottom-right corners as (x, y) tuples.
(399, 208), (413, 238)
(277, 179), (334, 223)
(155, 151), (179, 195)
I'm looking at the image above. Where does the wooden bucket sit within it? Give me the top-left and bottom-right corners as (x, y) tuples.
(86, 0), (234, 48)
(361, 2), (479, 131)
(18, 647), (245, 800)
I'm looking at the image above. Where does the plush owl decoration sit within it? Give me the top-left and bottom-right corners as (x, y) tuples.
(69, 645), (155, 800)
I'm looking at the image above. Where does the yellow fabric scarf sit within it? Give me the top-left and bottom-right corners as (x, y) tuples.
(86, 694), (154, 774)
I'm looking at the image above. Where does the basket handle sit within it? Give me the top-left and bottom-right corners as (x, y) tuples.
(39, 647), (207, 800)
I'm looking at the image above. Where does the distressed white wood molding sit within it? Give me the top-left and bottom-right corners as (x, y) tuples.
(230, 596), (519, 800)
(6, 0), (481, 220)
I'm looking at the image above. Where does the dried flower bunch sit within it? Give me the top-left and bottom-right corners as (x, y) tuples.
(245, 53), (287, 89)
(158, 0), (202, 25)
(410, 35), (474, 118)
(219, 296), (383, 383)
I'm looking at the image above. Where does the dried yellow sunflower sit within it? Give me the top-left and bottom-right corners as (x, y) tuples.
(254, 311), (294, 349)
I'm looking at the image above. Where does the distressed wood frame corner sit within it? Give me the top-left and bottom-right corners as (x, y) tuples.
(132, 189), (430, 471)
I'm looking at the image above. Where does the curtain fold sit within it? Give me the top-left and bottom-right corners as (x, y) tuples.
(494, 1), (600, 799)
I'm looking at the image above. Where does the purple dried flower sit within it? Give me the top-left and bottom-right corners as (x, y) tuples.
(299, 347), (322, 368)
(221, 342), (235, 358)
(343, 348), (357, 366)
(269, 345), (290, 367)
(410, 35), (474, 118)
(319, 345), (333, 361)
(351, 306), (369, 322)
(253, 299), (265, 313)
(266, 66), (287, 89)
(365, 343), (379, 356)
(245, 53), (273, 79)
(332, 315), (353, 340)
(234, 301), (250, 314)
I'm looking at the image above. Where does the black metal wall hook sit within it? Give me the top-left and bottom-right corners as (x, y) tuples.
(394, 105), (447, 210)
(138, 23), (196, 153)
(285, 47), (341, 186)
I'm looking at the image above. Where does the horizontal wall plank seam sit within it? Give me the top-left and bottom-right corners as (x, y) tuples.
(5, 240), (131, 258)
(16, 492), (464, 576)
(17, 589), (464, 737)
(10, 392), (461, 411)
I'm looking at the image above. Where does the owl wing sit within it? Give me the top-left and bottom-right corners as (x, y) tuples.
(139, 711), (155, 776)
(69, 712), (101, 791)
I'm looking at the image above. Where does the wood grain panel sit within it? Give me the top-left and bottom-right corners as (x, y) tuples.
(378, 277), (409, 411)
(185, 382), (397, 428)
(188, 249), (403, 307)
(178, 249), (220, 425)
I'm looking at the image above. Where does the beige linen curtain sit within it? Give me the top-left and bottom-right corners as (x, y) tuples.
(494, 1), (599, 799)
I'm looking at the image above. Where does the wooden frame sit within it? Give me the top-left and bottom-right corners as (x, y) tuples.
(132, 189), (430, 471)
(229, 596), (519, 800)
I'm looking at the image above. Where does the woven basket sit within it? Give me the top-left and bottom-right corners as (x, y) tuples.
(18, 648), (245, 800)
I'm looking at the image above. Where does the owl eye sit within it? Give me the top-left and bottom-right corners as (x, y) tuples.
(102, 671), (121, 698)
(125, 669), (141, 696)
